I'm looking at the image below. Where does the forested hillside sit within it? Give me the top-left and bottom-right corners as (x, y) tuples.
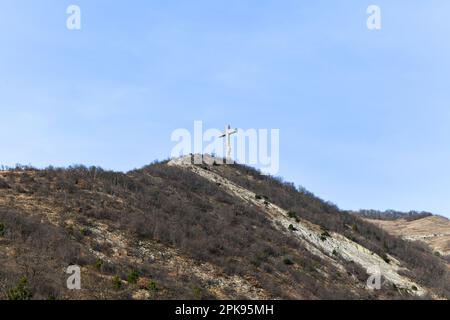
(0, 158), (448, 300)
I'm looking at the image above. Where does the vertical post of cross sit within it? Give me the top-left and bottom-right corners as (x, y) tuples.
(219, 124), (238, 163)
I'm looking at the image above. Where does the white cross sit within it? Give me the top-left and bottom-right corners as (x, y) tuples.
(219, 124), (237, 161)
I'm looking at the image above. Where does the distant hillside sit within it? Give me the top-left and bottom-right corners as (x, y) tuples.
(351, 210), (433, 221)
(0, 156), (449, 300)
(364, 216), (450, 257)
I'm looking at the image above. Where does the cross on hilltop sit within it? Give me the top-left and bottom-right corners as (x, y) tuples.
(219, 124), (237, 161)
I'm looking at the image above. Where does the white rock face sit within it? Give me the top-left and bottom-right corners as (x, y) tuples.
(169, 156), (426, 296)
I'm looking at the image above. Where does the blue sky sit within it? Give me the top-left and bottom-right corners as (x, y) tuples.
(1, 1), (450, 217)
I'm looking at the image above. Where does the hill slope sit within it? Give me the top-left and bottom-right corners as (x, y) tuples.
(0, 156), (449, 300)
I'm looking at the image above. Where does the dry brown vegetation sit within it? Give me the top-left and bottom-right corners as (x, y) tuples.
(364, 216), (450, 257)
(0, 161), (449, 300)
(212, 162), (450, 298)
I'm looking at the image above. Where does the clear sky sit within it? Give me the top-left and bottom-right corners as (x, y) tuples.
(1, 1), (450, 217)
